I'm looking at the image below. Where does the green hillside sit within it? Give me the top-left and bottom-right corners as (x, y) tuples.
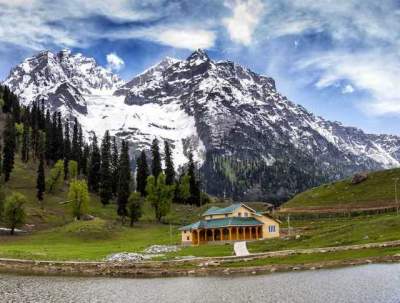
(284, 168), (400, 210)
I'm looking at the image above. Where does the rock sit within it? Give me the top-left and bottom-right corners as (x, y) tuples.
(81, 214), (95, 221)
(351, 172), (368, 184)
(105, 253), (145, 262)
(363, 235), (369, 240)
(295, 235), (301, 240)
(143, 245), (180, 254)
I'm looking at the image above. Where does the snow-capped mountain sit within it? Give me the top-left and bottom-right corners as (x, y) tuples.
(3, 49), (400, 201)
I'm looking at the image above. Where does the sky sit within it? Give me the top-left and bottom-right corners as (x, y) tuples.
(1, 0), (400, 135)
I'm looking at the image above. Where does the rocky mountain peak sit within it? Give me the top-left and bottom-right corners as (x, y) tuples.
(186, 49), (210, 65)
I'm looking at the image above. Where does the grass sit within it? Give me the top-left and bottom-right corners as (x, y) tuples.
(1, 157), (400, 265)
(284, 167), (400, 209)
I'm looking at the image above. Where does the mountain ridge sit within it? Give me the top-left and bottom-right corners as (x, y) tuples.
(3, 49), (400, 202)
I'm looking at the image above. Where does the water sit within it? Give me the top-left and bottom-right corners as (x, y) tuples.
(1, 264), (400, 302)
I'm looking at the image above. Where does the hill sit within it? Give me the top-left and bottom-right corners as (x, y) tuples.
(283, 168), (400, 210)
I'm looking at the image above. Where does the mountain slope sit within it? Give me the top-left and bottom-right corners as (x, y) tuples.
(3, 49), (400, 202)
(283, 168), (400, 210)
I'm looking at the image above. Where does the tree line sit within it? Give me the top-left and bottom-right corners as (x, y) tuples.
(0, 84), (207, 232)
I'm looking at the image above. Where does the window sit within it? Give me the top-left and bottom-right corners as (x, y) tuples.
(238, 212), (242, 217)
(210, 215), (213, 219)
(184, 231), (186, 234)
(186, 236), (190, 241)
(268, 225), (276, 233)
(244, 213), (248, 217)
(225, 214), (228, 218)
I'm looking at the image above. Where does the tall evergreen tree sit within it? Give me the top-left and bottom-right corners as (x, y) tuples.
(151, 138), (162, 180)
(44, 109), (52, 163)
(36, 153), (45, 201)
(56, 112), (64, 160)
(117, 140), (131, 220)
(78, 125), (83, 172)
(99, 131), (112, 205)
(136, 150), (149, 197)
(88, 134), (101, 192)
(111, 136), (119, 197)
(187, 152), (201, 206)
(164, 141), (175, 185)
(81, 144), (89, 176)
(2, 116), (16, 182)
(63, 119), (71, 180)
(71, 117), (79, 162)
(21, 115), (30, 163)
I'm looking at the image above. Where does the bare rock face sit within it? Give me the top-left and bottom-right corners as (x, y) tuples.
(3, 49), (400, 202)
(351, 172), (368, 184)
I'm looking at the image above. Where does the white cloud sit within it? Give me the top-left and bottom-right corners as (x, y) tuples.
(297, 51), (400, 116)
(153, 29), (216, 50)
(223, 0), (265, 45)
(342, 84), (355, 94)
(106, 52), (125, 71)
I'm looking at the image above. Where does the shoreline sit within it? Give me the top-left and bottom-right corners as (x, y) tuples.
(1, 241), (400, 278)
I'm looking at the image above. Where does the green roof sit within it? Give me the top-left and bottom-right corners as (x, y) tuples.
(179, 217), (263, 231)
(202, 203), (246, 216)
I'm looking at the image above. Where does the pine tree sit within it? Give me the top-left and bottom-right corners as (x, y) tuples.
(136, 150), (149, 197)
(44, 109), (52, 163)
(164, 141), (175, 185)
(71, 118), (79, 162)
(151, 138), (162, 180)
(117, 140), (131, 221)
(78, 126), (83, 172)
(88, 134), (101, 192)
(36, 154), (45, 201)
(2, 86), (12, 113)
(63, 119), (71, 180)
(188, 152), (201, 206)
(2, 116), (16, 182)
(21, 117), (30, 163)
(127, 192), (143, 227)
(81, 144), (89, 176)
(56, 112), (64, 160)
(111, 136), (119, 197)
(99, 131), (112, 206)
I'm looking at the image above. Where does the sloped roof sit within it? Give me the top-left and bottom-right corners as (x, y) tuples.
(179, 217), (263, 231)
(202, 203), (256, 216)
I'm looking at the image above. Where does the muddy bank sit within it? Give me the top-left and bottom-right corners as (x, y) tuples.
(0, 254), (400, 278)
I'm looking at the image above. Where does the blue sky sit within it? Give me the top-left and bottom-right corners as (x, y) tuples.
(1, 0), (400, 134)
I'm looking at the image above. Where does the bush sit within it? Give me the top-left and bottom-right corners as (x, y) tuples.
(68, 179), (90, 220)
(48, 160), (64, 192)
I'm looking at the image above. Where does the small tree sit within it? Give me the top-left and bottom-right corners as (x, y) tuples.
(68, 179), (89, 220)
(177, 174), (191, 203)
(4, 193), (26, 235)
(68, 160), (78, 181)
(146, 173), (174, 222)
(127, 192), (143, 227)
(47, 160), (64, 193)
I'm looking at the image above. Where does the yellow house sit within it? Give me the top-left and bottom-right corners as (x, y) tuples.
(179, 203), (280, 245)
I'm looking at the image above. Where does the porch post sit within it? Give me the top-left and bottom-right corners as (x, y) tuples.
(236, 227), (239, 240)
(220, 228), (224, 241)
(250, 227), (252, 240)
(229, 228), (232, 240)
(255, 227), (259, 239)
(212, 229), (215, 241)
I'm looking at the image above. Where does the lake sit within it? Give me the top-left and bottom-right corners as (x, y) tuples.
(1, 264), (399, 302)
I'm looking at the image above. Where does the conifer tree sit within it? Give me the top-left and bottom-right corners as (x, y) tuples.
(117, 140), (131, 221)
(111, 136), (119, 196)
(63, 119), (71, 180)
(56, 112), (64, 160)
(99, 131), (112, 205)
(78, 126), (83, 172)
(188, 152), (201, 206)
(44, 109), (52, 163)
(151, 138), (162, 180)
(164, 141), (175, 185)
(136, 150), (149, 197)
(71, 117), (79, 162)
(2, 116), (16, 182)
(36, 153), (45, 201)
(81, 144), (89, 176)
(21, 117), (30, 163)
(88, 134), (101, 192)
(127, 192), (143, 227)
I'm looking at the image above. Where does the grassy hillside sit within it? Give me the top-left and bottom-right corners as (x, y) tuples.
(283, 168), (400, 210)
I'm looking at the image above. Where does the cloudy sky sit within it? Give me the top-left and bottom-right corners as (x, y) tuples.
(1, 0), (400, 134)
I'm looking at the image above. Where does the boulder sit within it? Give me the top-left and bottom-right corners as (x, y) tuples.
(351, 172), (368, 184)
(81, 214), (95, 221)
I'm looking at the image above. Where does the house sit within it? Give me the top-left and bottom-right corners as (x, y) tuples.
(179, 203), (280, 245)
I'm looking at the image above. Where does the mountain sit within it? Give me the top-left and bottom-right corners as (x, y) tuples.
(3, 49), (400, 202)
